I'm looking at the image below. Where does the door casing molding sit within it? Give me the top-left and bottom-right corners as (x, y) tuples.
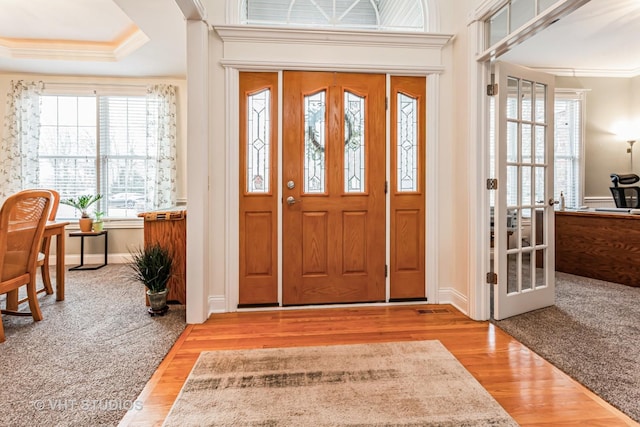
(217, 25), (450, 312)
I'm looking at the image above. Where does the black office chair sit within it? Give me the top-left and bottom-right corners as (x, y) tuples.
(610, 173), (640, 208)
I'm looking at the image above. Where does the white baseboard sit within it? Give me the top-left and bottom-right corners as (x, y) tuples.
(49, 253), (131, 266)
(438, 287), (468, 316)
(208, 295), (227, 314)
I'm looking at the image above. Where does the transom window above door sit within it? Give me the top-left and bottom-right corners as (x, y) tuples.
(241, 0), (426, 31)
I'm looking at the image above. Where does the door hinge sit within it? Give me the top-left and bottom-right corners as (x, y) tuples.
(486, 272), (498, 285)
(385, 264), (388, 278)
(486, 178), (498, 190)
(384, 180), (388, 194)
(487, 83), (498, 96)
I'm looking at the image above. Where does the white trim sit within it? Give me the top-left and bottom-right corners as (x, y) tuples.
(214, 25), (452, 48)
(437, 287), (468, 315)
(219, 59), (446, 75)
(468, 19), (491, 321)
(185, 20), (210, 324)
(175, 0), (207, 21)
(225, 67), (240, 313)
(426, 74), (439, 303)
(51, 253), (131, 266)
(534, 67), (640, 79)
(208, 295), (227, 314)
(474, 0), (589, 63)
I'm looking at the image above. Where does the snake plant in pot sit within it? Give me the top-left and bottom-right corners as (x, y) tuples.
(129, 243), (173, 315)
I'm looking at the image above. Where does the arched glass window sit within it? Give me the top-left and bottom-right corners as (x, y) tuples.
(241, 0), (425, 32)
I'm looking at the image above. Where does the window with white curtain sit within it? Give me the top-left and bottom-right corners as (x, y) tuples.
(554, 91), (584, 209)
(38, 93), (167, 219)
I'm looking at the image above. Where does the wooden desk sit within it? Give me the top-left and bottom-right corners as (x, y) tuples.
(556, 211), (640, 287)
(6, 221), (69, 311)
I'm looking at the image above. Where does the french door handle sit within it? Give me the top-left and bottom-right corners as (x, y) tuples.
(549, 198), (559, 206)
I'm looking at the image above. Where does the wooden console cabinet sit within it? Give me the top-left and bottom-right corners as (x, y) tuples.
(556, 210), (640, 287)
(139, 207), (187, 303)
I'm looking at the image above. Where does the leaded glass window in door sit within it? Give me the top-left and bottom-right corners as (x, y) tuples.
(344, 91), (365, 193)
(304, 90), (326, 193)
(397, 93), (418, 192)
(247, 88), (271, 193)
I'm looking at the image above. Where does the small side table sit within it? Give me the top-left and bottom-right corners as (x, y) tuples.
(68, 230), (108, 271)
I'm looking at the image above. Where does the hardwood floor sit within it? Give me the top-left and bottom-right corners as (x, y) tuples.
(119, 304), (638, 426)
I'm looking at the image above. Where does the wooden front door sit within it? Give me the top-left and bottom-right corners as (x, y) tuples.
(282, 71), (386, 305)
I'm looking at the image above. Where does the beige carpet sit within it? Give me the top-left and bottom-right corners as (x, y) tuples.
(163, 340), (517, 426)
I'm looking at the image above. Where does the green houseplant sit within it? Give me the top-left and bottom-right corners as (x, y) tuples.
(129, 243), (173, 315)
(61, 194), (103, 232)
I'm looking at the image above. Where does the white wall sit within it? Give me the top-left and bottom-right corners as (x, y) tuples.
(193, 0), (482, 315)
(556, 76), (636, 198)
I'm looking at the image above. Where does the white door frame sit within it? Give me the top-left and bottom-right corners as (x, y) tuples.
(466, 0), (589, 320)
(215, 26), (450, 312)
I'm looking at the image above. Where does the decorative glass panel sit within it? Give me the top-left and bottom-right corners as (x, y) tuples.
(522, 123), (532, 165)
(247, 89), (270, 193)
(304, 91), (327, 194)
(507, 165), (518, 207)
(506, 77), (519, 120)
(522, 165), (532, 206)
(344, 92), (365, 193)
(488, 5), (508, 46)
(507, 121), (518, 163)
(535, 166), (545, 206)
(522, 80), (532, 122)
(510, 0), (535, 33)
(397, 93), (418, 192)
(535, 83), (546, 123)
(535, 124), (545, 164)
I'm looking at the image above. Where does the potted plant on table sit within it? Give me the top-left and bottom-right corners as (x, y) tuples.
(129, 243), (173, 316)
(60, 194), (103, 232)
(92, 211), (105, 232)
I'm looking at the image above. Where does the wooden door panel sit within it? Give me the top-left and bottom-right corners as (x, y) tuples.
(244, 212), (273, 276)
(283, 71), (385, 305)
(395, 209), (421, 271)
(390, 76), (426, 300)
(342, 211), (367, 274)
(301, 212), (329, 276)
(239, 72), (279, 306)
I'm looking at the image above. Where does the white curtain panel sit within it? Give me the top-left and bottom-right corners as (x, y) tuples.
(0, 80), (41, 203)
(146, 84), (178, 210)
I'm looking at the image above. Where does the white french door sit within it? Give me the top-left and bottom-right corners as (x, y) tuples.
(493, 61), (556, 320)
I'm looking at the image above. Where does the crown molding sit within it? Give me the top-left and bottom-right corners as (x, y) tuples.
(534, 67), (640, 78)
(213, 25), (453, 49)
(0, 24), (148, 62)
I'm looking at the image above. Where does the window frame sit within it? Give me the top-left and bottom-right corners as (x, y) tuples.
(554, 89), (586, 209)
(38, 84), (153, 224)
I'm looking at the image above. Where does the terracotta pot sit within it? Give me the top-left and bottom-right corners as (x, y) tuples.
(79, 217), (93, 232)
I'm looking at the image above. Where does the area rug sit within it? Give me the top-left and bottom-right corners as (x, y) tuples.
(163, 340), (517, 426)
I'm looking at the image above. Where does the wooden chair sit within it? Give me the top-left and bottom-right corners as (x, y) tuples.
(0, 189), (53, 343)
